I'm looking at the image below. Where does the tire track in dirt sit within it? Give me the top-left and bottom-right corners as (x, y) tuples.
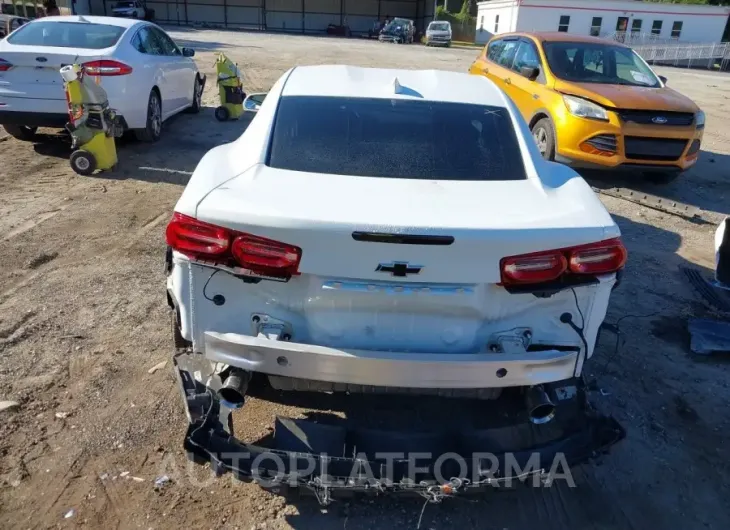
(3, 207), (68, 241)
(0, 207), (169, 308)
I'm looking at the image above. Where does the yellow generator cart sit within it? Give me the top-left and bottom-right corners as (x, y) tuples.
(214, 53), (246, 121)
(61, 64), (124, 176)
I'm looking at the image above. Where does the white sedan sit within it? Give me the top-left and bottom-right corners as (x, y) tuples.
(165, 66), (627, 427)
(0, 15), (203, 142)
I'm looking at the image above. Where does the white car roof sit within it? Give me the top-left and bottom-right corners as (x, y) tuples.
(280, 65), (507, 107)
(31, 15), (143, 29)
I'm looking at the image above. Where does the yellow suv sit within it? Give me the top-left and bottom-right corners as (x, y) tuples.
(469, 32), (704, 184)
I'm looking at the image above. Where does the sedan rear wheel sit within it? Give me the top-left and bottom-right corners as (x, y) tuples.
(185, 76), (203, 114)
(3, 124), (38, 142)
(134, 90), (162, 143)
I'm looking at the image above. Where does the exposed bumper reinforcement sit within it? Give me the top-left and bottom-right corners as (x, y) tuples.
(204, 331), (580, 389)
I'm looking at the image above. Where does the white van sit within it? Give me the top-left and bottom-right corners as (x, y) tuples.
(425, 20), (452, 47)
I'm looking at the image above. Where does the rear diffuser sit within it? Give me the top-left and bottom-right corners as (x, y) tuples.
(175, 354), (625, 503)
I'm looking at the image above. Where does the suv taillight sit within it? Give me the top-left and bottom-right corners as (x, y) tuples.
(165, 212), (302, 279)
(500, 238), (626, 286)
(82, 59), (133, 76)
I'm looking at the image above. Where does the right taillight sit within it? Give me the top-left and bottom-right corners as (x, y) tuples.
(568, 238), (627, 275)
(0, 58), (12, 72)
(501, 238), (626, 286)
(82, 59), (133, 76)
(165, 212), (302, 280)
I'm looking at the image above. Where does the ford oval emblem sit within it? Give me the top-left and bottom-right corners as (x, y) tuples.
(35, 56), (48, 63)
(652, 116), (668, 124)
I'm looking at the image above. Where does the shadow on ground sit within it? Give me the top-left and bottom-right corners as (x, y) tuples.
(580, 149), (730, 217)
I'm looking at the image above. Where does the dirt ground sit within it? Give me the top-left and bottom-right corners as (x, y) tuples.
(1, 28), (730, 529)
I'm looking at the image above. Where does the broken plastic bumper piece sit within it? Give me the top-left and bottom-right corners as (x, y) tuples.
(175, 351), (625, 502)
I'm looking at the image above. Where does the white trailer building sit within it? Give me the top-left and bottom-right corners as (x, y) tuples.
(475, 0), (730, 44)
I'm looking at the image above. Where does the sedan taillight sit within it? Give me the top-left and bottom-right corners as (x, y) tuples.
(82, 59), (133, 76)
(501, 238), (626, 286)
(165, 212), (302, 279)
(0, 58), (12, 72)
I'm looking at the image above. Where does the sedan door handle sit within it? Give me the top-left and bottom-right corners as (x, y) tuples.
(504, 77), (512, 85)
(481, 67), (489, 74)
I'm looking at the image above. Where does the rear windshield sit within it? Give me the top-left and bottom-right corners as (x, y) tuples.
(116, 2), (135, 7)
(7, 21), (126, 49)
(267, 96), (527, 181)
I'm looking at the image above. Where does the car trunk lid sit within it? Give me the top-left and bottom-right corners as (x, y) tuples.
(195, 165), (616, 285)
(188, 166), (618, 353)
(0, 48), (102, 99)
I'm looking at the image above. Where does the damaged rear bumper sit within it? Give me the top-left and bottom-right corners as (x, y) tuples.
(174, 350), (625, 501)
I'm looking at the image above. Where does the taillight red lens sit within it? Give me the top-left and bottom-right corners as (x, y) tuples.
(501, 238), (626, 286)
(568, 238), (627, 275)
(501, 251), (567, 285)
(165, 212), (302, 279)
(165, 212), (230, 260)
(232, 235), (302, 278)
(0, 58), (12, 72)
(82, 60), (133, 76)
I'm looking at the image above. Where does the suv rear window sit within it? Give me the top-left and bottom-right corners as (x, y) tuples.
(267, 96), (527, 181)
(7, 21), (126, 49)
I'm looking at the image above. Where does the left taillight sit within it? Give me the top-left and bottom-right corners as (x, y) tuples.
(166, 212), (230, 260)
(501, 251), (567, 285)
(232, 234), (302, 278)
(500, 238), (627, 286)
(165, 212), (302, 279)
(82, 59), (133, 76)
(0, 58), (13, 72)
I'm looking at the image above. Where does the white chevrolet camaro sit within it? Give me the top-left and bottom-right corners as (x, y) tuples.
(0, 15), (203, 142)
(166, 65), (626, 424)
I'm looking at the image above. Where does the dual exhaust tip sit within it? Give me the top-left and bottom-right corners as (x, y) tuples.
(525, 385), (556, 425)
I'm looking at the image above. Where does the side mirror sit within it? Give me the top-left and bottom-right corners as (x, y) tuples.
(244, 93), (267, 113)
(182, 47), (195, 57)
(658, 75), (668, 85)
(520, 66), (540, 81)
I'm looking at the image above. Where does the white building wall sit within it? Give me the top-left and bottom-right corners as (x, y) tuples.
(514, 0), (729, 43)
(475, 0), (518, 44)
